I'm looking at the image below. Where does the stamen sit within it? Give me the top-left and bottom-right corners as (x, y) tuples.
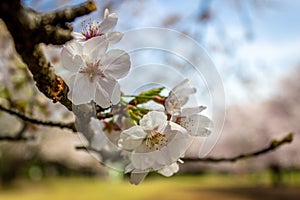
(145, 130), (168, 150)
(81, 20), (104, 40)
(79, 61), (105, 82)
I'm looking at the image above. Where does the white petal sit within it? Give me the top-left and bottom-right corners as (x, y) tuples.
(102, 49), (131, 79)
(42, 45), (62, 68)
(64, 40), (83, 55)
(90, 118), (107, 151)
(165, 94), (184, 114)
(139, 111), (167, 130)
(103, 8), (110, 19)
(83, 36), (108, 63)
(125, 163), (135, 174)
(131, 153), (156, 170)
(111, 82), (121, 105)
(94, 80), (111, 108)
(96, 77), (120, 107)
(172, 79), (196, 95)
(158, 163), (179, 177)
(72, 32), (85, 41)
(181, 106), (206, 116)
(71, 73), (96, 105)
(167, 79), (196, 109)
(66, 74), (76, 94)
(61, 47), (84, 72)
(130, 172), (148, 185)
(99, 13), (117, 33)
(179, 115), (212, 136)
(106, 32), (123, 44)
(162, 122), (191, 160)
(118, 126), (146, 150)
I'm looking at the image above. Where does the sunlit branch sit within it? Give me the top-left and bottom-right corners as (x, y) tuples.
(183, 133), (293, 162)
(0, 104), (76, 132)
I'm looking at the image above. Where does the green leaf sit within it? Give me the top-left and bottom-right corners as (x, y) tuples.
(135, 87), (165, 104)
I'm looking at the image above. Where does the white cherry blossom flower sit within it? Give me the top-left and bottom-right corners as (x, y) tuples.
(118, 111), (192, 184)
(73, 8), (123, 44)
(61, 36), (130, 108)
(165, 79), (212, 136)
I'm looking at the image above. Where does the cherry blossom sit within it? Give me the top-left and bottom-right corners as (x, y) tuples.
(73, 8), (123, 44)
(118, 111), (192, 184)
(61, 36), (130, 108)
(165, 79), (212, 136)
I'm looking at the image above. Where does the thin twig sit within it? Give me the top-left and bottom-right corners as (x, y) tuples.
(0, 104), (76, 132)
(0, 135), (35, 141)
(182, 133), (293, 162)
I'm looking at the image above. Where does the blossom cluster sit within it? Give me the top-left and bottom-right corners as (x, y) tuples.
(50, 9), (212, 185)
(61, 9), (130, 108)
(90, 79), (212, 184)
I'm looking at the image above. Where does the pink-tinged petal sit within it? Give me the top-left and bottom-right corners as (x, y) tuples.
(70, 73), (96, 105)
(90, 118), (107, 151)
(118, 126), (146, 150)
(99, 13), (117, 33)
(102, 49), (130, 79)
(83, 36), (108, 62)
(139, 111), (167, 130)
(179, 115), (212, 136)
(106, 32), (123, 44)
(157, 162), (179, 177)
(130, 171), (148, 185)
(61, 47), (84, 72)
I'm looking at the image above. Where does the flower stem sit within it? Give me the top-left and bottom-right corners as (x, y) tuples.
(122, 95), (155, 99)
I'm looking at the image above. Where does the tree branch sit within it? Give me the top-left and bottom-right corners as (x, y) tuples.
(0, 0), (97, 111)
(0, 0), (98, 142)
(182, 133), (294, 162)
(0, 104), (76, 132)
(75, 133), (294, 163)
(0, 135), (35, 141)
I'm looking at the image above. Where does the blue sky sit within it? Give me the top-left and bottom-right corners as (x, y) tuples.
(24, 0), (300, 105)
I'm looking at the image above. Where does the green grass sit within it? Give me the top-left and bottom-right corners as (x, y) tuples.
(1, 172), (300, 200)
